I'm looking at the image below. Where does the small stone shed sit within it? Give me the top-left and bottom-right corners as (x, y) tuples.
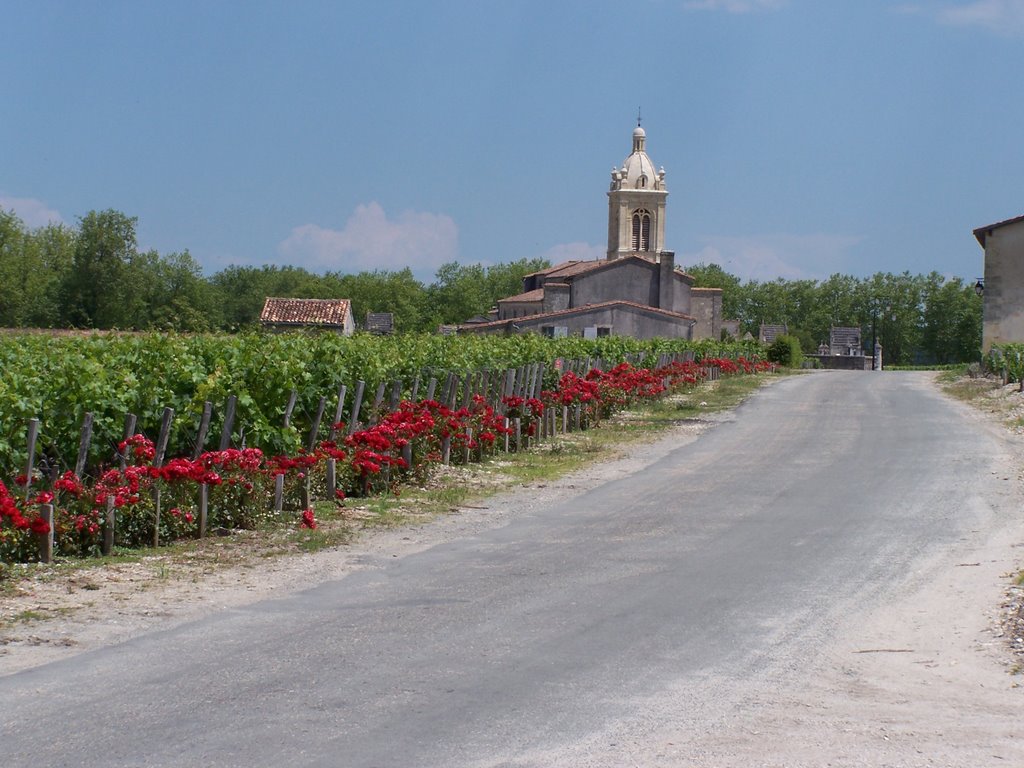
(259, 297), (355, 335)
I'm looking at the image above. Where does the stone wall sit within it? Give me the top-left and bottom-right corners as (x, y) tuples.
(806, 354), (870, 371)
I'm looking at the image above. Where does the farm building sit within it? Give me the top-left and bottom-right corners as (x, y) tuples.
(259, 297), (355, 335)
(974, 213), (1024, 352)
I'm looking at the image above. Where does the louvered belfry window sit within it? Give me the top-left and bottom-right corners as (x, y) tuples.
(631, 210), (651, 251)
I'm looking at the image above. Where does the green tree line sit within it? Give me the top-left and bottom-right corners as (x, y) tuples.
(685, 263), (981, 365)
(1, 207), (982, 363)
(0, 208), (547, 334)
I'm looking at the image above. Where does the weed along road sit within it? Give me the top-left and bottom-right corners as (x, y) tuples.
(3, 371), (1023, 766)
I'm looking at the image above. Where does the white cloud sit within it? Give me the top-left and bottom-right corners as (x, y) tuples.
(683, 0), (787, 13)
(539, 241), (605, 264)
(0, 195), (64, 228)
(682, 233), (862, 282)
(278, 202), (458, 275)
(936, 0), (1024, 35)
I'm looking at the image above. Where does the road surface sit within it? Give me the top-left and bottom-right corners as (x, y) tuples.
(2, 371), (1022, 766)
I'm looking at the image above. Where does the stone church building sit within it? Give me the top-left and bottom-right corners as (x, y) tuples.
(461, 124), (724, 340)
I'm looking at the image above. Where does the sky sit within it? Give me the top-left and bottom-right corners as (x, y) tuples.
(3, 0), (1023, 284)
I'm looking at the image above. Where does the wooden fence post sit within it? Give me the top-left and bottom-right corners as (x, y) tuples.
(347, 380), (365, 435)
(74, 412), (93, 479)
(152, 407), (174, 547)
(329, 384), (347, 441)
(219, 395), (237, 451)
(307, 396), (327, 452)
(120, 413), (138, 471)
(103, 495), (116, 555)
(282, 389), (298, 429)
(192, 401), (213, 459)
(326, 458), (336, 500)
(38, 503), (54, 563)
(198, 484), (208, 539)
(274, 474), (285, 512)
(23, 418), (39, 503)
(370, 382), (386, 424)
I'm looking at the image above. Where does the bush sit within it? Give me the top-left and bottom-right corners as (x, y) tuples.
(766, 335), (804, 368)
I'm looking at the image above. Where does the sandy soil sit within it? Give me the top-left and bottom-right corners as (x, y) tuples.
(3, 373), (1024, 767)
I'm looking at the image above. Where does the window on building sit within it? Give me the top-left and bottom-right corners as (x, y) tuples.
(597, 326), (612, 337)
(541, 326), (554, 338)
(631, 209), (651, 251)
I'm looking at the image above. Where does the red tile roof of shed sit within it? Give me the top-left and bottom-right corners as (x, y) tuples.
(260, 297), (351, 326)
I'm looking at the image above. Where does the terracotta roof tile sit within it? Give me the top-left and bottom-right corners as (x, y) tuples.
(260, 297), (351, 326)
(497, 288), (545, 303)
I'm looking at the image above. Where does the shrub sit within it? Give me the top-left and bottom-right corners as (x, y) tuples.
(766, 335), (804, 368)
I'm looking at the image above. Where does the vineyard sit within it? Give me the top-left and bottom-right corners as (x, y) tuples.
(0, 331), (769, 565)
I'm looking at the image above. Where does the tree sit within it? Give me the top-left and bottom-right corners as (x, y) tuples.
(146, 250), (216, 332)
(683, 262), (744, 322)
(335, 268), (429, 332)
(60, 209), (139, 328)
(427, 262), (491, 326)
(0, 212), (77, 328)
(920, 273), (982, 363)
(0, 209), (29, 326)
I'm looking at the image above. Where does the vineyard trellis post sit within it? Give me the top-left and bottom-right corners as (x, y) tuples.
(329, 384), (347, 441)
(102, 495), (115, 555)
(151, 407), (174, 548)
(219, 395), (237, 451)
(74, 412), (93, 479)
(283, 389), (298, 429)
(23, 418), (39, 503)
(37, 503), (54, 563)
(348, 381), (365, 436)
(120, 413), (137, 471)
(192, 401), (213, 460)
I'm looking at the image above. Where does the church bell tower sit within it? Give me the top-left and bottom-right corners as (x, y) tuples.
(607, 120), (668, 260)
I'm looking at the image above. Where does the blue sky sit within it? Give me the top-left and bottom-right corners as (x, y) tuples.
(3, 0), (1022, 283)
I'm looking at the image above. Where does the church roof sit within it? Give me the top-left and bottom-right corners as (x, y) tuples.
(525, 260), (601, 279)
(459, 300), (696, 332)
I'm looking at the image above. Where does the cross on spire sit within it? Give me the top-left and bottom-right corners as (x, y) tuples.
(637, 106), (642, 127)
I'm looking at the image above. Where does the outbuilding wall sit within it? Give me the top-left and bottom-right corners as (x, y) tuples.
(981, 219), (1024, 352)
